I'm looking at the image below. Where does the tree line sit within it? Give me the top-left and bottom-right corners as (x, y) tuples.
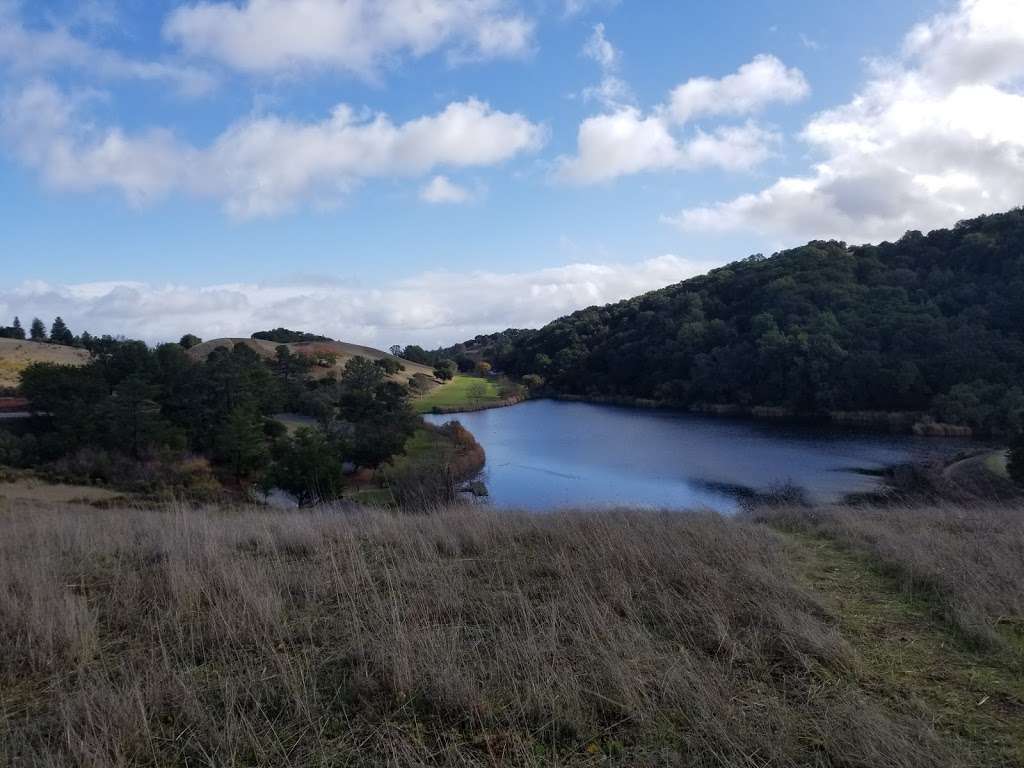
(439, 208), (1024, 440)
(2, 337), (419, 503)
(0, 316), (77, 346)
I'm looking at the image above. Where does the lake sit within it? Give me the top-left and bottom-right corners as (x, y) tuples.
(425, 400), (976, 513)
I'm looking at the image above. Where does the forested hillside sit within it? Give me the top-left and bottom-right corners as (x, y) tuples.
(458, 209), (1024, 434)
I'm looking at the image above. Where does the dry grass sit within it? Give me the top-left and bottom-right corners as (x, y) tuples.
(185, 338), (436, 386)
(0, 339), (91, 388)
(0, 504), (957, 767)
(751, 502), (1024, 649)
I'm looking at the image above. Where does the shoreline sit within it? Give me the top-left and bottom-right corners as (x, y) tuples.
(547, 392), (978, 438)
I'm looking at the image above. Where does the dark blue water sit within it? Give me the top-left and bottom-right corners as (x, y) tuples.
(425, 400), (974, 513)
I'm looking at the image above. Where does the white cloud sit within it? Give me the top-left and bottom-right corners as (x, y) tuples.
(420, 174), (472, 203)
(163, 0), (534, 77)
(582, 22), (617, 69)
(579, 22), (631, 109)
(556, 109), (778, 184)
(669, 0), (1024, 244)
(0, 255), (709, 348)
(1, 83), (545, 216)
(0, 2), (216, 97)
(666, 54), (809, 125)
(563, 0), (618, 17)
(559, 53), (804, 183)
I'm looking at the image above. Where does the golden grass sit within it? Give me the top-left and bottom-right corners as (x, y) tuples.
(0, 339), (91, 388)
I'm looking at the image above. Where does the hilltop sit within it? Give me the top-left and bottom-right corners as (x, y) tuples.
(0, 338), (91, 389)
(187, 337), (436, 386)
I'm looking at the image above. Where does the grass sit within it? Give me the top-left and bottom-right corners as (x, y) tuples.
(414, 375), (501, 413)
(778, 530), (1024, 766)
(1, 502), (975, 767)
(2, 499), (1021, 766)
(0, 339), (91, 388)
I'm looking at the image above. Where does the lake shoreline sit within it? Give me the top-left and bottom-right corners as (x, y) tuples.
(546, 393), (977, 438)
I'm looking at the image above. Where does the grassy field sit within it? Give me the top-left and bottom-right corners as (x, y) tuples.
(2, 500), (1021, 766)
(413, 375), (502, 413)
(0, 339), (91, 388)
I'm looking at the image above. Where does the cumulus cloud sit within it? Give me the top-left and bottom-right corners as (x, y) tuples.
(669, 0), (1024, 244)
(420, 175), (472, 203)
(0, 83), (545, 216)
(558, 53), (804, 183)
(667, 54), (809, 124)
(557, 110), (778, 184)
(0, 1), (216, 97)
(163, 0), (534, 77)
(0, 255), (709, 348)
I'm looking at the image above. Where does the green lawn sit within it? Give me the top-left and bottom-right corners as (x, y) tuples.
(413, 375), (501, 413)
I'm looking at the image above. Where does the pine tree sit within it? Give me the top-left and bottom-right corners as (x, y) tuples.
(216, 406), (269, 482)
(50, 317), (74, 346)
(29, 318), (46, 342)
(11, 317), (25, 340)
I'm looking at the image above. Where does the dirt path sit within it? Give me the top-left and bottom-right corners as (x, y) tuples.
(780, 531), (1024, 766)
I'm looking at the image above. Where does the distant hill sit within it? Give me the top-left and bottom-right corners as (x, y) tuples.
(0, 339), (91, 389)
(251, 328), (333, 343)
(187, 338), (436, 385)
(461, 208), (1024, 435)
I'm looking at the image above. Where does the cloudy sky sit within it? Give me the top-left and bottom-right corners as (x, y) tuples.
(2, 0), (1023, 346)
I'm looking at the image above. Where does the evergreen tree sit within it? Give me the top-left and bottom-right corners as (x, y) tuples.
(29, 318), (46, 342)
(50, 317), (74, 346)
(267, 428), (346, 506)
(216, 406), (269, 482)
(179, 334), (202, 349)
(11, 317), (25, 340)
(1009, 434), (1024, 486)
(108, 375), (164, 459)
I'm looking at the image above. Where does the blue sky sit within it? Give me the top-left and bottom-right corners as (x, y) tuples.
(2, 0), (1023, 346)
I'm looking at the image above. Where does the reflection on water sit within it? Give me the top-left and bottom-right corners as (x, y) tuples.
(425, 399), (975, 513)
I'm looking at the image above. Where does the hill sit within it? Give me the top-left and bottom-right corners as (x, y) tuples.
(460, 208), (1024, 435)
(187, 337), (436, 386)
(0, 338), (91, 389)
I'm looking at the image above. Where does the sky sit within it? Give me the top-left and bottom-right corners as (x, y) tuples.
(2, 0), (1023, 347)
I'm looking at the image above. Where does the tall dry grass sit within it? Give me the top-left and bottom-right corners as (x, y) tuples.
(1, 503), (955, 766)
(751, 502), (1024, 648)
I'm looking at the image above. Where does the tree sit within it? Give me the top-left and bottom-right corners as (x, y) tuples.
(468, 381), (488, 403)
(29, 318), (46, 342)
(179, 334), (202, 349)
(433, 359), (457, 381)
(216, 406), (269, 481)
(1009, 434), (1024, 486)
(267, 428), (346, 506)
(108, 375), (164, 459)
(0, 317), (26, 340)
(374, 357), (404, 375)
(49, 317), (74, 346)
(389, 345), (404, 357)
(476, 361), (492, 377)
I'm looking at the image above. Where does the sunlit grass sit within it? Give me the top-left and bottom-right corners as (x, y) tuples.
(413, 375), (500, 413)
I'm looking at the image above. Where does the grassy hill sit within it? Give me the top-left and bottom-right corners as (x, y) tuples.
(0, 339), (91, 389)
(187, 337), (436, 386)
